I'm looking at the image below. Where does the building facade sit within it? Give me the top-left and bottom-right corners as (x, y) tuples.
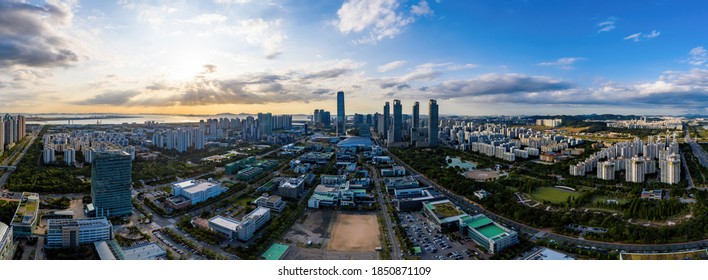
(46, 218), (113, 248)
(428, 99), (439, 146)
(91, 150), (133, 217)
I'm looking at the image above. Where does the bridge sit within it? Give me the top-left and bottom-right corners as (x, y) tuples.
(0, 166), (16, 171)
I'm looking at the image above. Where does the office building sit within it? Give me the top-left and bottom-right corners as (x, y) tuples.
(392, 99), (403, 142)
(170, 179), (225, 206)
(208, 207), (271, 241)
(278, 177), (305, 199)
(428, 99), (439, 146)
(460, 214), (519, 254)
(11, 192), (40, 239)
(337, 91), (346, 136)
(412, 101), (420, 129)
(254, 194), (286, 213)
(0, 222), (14, 260)
(258, 113), (273, 136)
(383, 102), (390, 140)
(46, 218), (113, 248)
(91, 150), (132, 217)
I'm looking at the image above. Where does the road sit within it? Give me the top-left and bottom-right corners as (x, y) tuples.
(0, 125), (43, 190)
(685, 123), (708, 168)
(680, 152), (695, 189)
(383, 146), (708, 253)
(367, 164), (402, 260)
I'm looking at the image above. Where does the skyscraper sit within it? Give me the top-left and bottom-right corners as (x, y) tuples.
(0, 120), (4, 153)
(428, 99), (439, 146)
(383, 102), (390, 140)
(392, 99), (403, 142)
(257, 113), (273, 136)
(412, 101), (420, 129)
(91, 150), (132, 217)
(337, 91), (345, 136)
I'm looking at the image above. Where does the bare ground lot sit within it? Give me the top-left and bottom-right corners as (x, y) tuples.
(282, 209), (380, 260)
(327, 212), (381, 252)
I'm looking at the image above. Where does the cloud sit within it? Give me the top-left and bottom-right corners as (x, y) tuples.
(377, 60), (407, 72)
(624, 30), (660, 42)
(377, 62), (478, 89)
(201, 64), (218, 74)
(624, 32), (642, 42)
(75, 60), (363, 107)
(214, 0), (251, 4)
(238, 18), (287, 59)
(0, 0), (79, 68)
(537, 57), (585, 70)
(687, 46), (707, 66)
(75, 90), (141, 105)
(597, 17), (616, 33)
(184, 13), (228, 25)
(334, 0), (433, 43)
(429, 73), (573, 99)
(411, 0), (433, 16)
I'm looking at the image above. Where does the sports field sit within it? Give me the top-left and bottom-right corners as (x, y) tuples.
(531, 186), (578, 204)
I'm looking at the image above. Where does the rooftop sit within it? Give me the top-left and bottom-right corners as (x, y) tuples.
(425, 200), (463, 218)
(11, 192), (40, 226)
(476, 224), (507, 239)
(173, 180), (220, 195)
(209, 216), (241, 231)
(261, 243), (289, 260)
(123, 242), (167, 260)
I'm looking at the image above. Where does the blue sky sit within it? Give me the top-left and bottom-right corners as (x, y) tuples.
(1, 0), (707, 115)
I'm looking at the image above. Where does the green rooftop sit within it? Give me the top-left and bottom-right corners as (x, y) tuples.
(413, 247), (422, 254)
(261, 243), (289, 260)
(466, 216), (494, 229)
(476, 224), (506, 239)
(428, 201), (463, 218)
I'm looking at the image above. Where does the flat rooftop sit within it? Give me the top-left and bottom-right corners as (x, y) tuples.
(261, 243), (289, 260)
(174, 180), (219, 194)
(123, 243), (167, 260)
(477, 224), (507, 239)
(209, 216), (240, 231)
(425, 200), (463, 219)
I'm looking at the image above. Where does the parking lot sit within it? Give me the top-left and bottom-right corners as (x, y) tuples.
(399, 211), (487, 260)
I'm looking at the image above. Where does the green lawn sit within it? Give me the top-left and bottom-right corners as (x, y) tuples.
(591, 196), (629, 205)
(531, 187), (578, 204)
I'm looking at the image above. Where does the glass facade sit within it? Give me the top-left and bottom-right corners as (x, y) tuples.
(91, 150), (132, 217)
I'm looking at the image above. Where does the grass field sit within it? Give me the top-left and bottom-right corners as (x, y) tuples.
(531, 187), (578, 204)
(591, 196), (629, 205)
(621, 250), (707, 260)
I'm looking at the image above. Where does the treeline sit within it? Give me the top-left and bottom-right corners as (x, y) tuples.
(176, 216), (226, 246)
(6, 140), (91, 193)
(0, 201), (18, 225)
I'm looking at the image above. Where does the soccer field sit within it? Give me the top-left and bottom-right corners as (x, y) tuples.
(531, 187), (578, 204)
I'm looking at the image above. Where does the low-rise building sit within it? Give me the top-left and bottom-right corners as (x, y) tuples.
(254, 194), (286, 213)
(422, 200), (469, 229)
(169, 179), (226, 206)
(237, 166), (264, 181)
(384, 177), (420, 194)
(459, 214), (519, 254)
(380, 166), (406, 177)
(208, 207), (271, 241)
(278, 177), (304, 199)
(123, 242), (167, 260)
(11, 192), (40, 239)
(46, 218), (113, 248)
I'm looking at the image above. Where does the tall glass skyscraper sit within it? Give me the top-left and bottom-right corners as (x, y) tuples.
(337, 91), (345, 136)
(91, 150), (132, 217)
(412, 101), (420, 129)
(383, 102), (390, 140)
(428, 99), (439, 146)
(393, 99), (402, 142)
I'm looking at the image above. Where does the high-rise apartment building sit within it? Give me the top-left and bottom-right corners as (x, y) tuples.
(626, 157), (645, 183)
(660, 154), (681, 184)
(383, 102), (390, 140)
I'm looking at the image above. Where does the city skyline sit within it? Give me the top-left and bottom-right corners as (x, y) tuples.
(1, 0), (708, 116)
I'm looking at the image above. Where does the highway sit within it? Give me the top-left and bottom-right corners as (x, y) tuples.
(382, 144), (708, 253)
(0, 125), (43, 190)
(685, 124), (708, 168)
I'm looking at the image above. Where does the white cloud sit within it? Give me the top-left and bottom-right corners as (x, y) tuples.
(645, 29), (660, 38)
(238, 18), (287, 59)
(688, 46), (707, 66)
(624, 32), (642, 42)
(597, 17), (616, 32)
(411, 0), (433, 16)
(334, 0), (433, 43)
(377, 60), (407, 72)
(624, 30), (660, 42)
(184, 13), (228, 25)
(214, 0), (252, 4)
(537, 57), (585, 70)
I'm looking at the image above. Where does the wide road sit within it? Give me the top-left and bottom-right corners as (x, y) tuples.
(368, 164), (402, 260)
(0, 125), (43, 190)
(685, 123), (708, 168)
(384, 146), (708, 252)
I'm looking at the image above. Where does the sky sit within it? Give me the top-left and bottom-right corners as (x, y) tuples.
(1, 0), (708, 116)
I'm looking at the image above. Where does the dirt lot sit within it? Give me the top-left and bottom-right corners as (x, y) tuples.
(327, 212), (380, 252)
(283, 209), (335, 246)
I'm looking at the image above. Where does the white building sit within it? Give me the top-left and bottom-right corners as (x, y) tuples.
(46, 218), (113, 248)
(171, 179), (225, 205)
(43, 147), (55, 164)
(208, 207), (270, 241)
(626, 157), (646, 183)
(64, 148), (76, 165)
(597, 161), (615, 180)
(660, 154), (681, 184)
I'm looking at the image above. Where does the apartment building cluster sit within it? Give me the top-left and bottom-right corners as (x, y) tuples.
(374, 99), (440, 148)
(569, 135), (681, 184)
(0, 114), (26, 154)
(446, 123), (582, 162)
(606, 116), (683, 130)
(42, 130), (137, 165)
(535, 118), (563, 127)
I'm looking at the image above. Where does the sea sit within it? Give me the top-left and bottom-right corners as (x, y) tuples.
(26, 114), (311, 125)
